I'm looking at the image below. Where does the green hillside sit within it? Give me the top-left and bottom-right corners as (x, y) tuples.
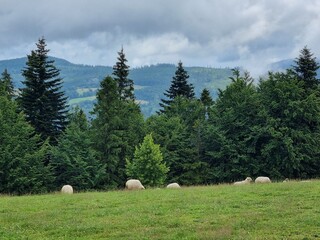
(1, 181), (319, 239)
(0, 57), (232, 116)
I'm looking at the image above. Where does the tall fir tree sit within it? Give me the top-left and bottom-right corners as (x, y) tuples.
(91, 76), (145, 189)
(204, 69), (260, 182)
(19, 37), (68, 144)
(91, 76), (120, 188)
(112, 47), (135, 101)
(292, 46), (319, 91)
(0, 69), (14, 99)
(159, 61), (195, 112)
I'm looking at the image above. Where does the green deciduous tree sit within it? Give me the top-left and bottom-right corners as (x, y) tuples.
(0, 95), (52, 195)
(51, 107), (105, 190)
(19, 37), (68, 144)
(112, 47), (135, 101)
(126, 134), (169, 187)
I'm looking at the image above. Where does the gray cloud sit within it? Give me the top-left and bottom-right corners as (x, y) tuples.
(1, 0), (320, 76)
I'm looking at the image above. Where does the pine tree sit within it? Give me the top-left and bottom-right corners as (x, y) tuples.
(126, 134), (168, 187)
(19, 37), (68, 144)
(293, 46), (319, 91)
(159, 61), (195, 112)
(0, 69), (14, 99)
(112, 47), (135, 101)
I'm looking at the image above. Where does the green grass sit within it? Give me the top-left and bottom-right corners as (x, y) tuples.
(1, 181), (320, 239)
(69, 96), (96, 105)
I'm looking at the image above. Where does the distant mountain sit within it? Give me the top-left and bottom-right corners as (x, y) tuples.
(0, 57), (233, 116)
(268, 59), (294, 72)
(268, 59), (320, 76)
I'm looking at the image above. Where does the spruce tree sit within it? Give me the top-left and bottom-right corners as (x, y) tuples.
(112, 47), (135, 100)
(205, 69), (260, 182)
(293, 46), (319, 91)
(0, 95), (52, 194)
(91, 76), (145, 189)
(200, 88), (213, 106)
(91, 76), (119, 188)
(19, 37), (68, 144)
(146, 112), (205, 185)
(200, 88), (213, 118)
(51, 107), (105, 190)
(256, 71), (320, 179)
(0, 69), (14, 99)
(160, 61), (194, 112)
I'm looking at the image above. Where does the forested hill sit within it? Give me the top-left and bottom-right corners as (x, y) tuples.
(0, 57), (232, 116)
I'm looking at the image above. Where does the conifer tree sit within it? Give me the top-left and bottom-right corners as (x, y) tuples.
(293, 46), (319, 91)
(200, 88), (213, 106)
(0, 69), (14, 99)
(51, 107), (105, 190)
(91, 76), (120, 188)
(159, 61), (195, 112)
(205, 69), (260, 182)
(200, 88), (213, 119)
(256, 71), (320, 179)
(91, 76), (145, 188)
(146, 112), (205, 185)
(112, 47), (135, 100)
(0, 95), (52, 194)
(19, 37), (68, 144)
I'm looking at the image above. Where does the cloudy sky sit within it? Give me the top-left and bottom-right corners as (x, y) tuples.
(1, 0), (320, 75)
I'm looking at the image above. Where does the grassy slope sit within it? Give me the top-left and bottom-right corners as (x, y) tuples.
(1, 181), (319, 239)
(69, 96), (96, 105)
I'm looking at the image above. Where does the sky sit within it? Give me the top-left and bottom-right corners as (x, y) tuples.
(1, 0), (320, 76)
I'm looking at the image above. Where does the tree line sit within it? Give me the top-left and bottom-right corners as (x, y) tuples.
(1, 37), (320, 195)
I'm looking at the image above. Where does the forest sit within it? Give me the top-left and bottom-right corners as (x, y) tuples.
(1, 37), (320, 195)
(0, 56), (233, 117)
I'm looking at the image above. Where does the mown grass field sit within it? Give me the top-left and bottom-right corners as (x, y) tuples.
(1, 181), (319, 239)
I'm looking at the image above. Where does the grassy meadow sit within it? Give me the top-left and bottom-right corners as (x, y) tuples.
(68, 96), (96, 105)
(0, 180), (319, 239)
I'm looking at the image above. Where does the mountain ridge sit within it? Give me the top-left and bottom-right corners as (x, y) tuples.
(0, 56), (233, 116)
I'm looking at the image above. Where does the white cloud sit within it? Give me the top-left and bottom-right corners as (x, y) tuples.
(1, 0), (320, 76)
(125, 33), (201, 66)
